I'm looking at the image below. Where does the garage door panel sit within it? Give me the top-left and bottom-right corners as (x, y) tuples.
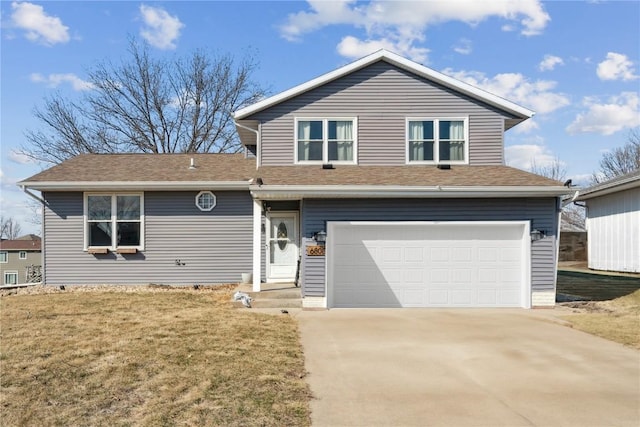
(329, 222), (528, 308)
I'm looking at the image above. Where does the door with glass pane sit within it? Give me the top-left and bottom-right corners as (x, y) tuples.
(267, 212), (299, 281)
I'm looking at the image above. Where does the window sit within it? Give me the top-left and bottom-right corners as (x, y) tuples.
(85, 193), (143, 250)
(196, 191), (216, 211)
(296, 118), (357, 163)
(0, 251), (7, 263)
(4, 271), (18, 285)
(407, 118), (468, 164)
(19, 251), (27, 260)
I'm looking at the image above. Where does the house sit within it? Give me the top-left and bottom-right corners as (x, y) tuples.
(575, 170), (640, 273)
(19, 50), (569, 308)
(0, 234), (42, 285)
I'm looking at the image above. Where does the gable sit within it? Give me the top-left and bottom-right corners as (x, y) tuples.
(234, 50), (533, 122)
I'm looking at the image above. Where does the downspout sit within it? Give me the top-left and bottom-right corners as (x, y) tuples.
(21, 185), (46, 285)
(235, 121), (261, 170)
(554, 196), (563, 304)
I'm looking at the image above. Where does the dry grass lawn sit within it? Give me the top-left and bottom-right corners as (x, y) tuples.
(0, 286), (311, 426)
(561, 289), (640, 349)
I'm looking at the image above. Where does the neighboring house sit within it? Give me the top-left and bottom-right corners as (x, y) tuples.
(0, 234), (42, 285)
(576, 170), (640, 273)
(19, 50), (569, 308)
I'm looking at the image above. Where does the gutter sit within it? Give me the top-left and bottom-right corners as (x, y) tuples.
(562, 190), (580, 208)
(18, 180), (252, 192)
(21, 185), (46, 204)
(250, 185), (571, 199)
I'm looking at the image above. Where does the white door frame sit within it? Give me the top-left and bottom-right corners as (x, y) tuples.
(266, 211), (300, 282)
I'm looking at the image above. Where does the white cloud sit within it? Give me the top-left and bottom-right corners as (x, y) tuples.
(10, 1), (70, 46)
(512, 118), (539, 134)
(8, 150), (35, 165)
(596, 52), (639, 81)
(139, 5), (184, 50)
(505, 143), (559, 171)
(337, 35), (430, 63)
(442, 68), (570, 116)
(566, 92), (640, 135)
(280, 0), (549, 62)
(538, 55), (564, 71)
(30, 72), (94, 91)
(453, 38), (472, 55)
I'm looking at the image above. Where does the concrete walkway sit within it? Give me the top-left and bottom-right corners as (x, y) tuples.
(297, 309), (640, 427)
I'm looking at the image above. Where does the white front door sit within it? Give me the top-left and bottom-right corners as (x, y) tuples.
(267, 212), (299, 282)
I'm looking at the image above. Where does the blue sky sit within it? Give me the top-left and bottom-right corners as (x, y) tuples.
(1, 0), (639, 235)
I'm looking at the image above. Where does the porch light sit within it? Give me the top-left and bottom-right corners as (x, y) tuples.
(314, 230), (327, 244)
(530, 229), (545, 242)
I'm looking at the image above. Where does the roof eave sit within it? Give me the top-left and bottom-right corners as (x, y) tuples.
(19, 181), (252, 192)
(250, 185), (569, 199)
(576, 179), (640, 201)
(233, 49), (535, 120)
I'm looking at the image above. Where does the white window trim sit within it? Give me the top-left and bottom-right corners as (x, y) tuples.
(294, 117), (358, 165)
(4, 271), (18, 285)
(405, 117), (469, 165)
(83, 192), (145, 251)
(19, 251), (27, 260)
(195, 191), (217, 211)
(0, 251), (7, 263)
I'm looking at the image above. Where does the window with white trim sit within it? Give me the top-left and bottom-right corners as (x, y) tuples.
(407, 118), (468, 164)
(0, 251), (7, 263)
(19, 251), (27, 260)
(4, 271), (18, 285)
(296, 118), (357, 163)
(196, 191), (216, 211)
(85, 193), (143, 250)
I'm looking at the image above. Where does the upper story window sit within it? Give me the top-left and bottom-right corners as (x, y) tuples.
(85, 193), (144, 251)
(296, 118), (357, 164)
(0, 251), (7, 263)
(19, 251), (27, 260)
(407, 118), (468, 164)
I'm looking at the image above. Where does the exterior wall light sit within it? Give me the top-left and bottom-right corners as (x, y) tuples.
(314, 230), (327, 244)
(530, 229), (545, 242)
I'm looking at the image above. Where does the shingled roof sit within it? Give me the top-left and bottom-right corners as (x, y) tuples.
(19, 153), (568, 197)
(1, 236), (41, 251)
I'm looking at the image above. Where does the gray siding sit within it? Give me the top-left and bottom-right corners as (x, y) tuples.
(0, 250), (41, 285)
(249, 61), (514, 166)
(300, 198), (558, 298)
(43, 191), (253, 285)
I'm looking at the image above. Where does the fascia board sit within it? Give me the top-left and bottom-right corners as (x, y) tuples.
(19, 181), (251, 191)
(576, 179), (640, 201)
(250, 185), (570, 199)
(233, 49), (534, 120)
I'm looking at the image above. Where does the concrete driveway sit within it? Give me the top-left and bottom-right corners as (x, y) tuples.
(297, 309), (640, 427)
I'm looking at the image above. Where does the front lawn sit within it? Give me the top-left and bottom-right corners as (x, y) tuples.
(0, 286), (311, 426)
(561, 289), (640, 349)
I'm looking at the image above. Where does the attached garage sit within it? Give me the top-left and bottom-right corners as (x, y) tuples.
(327, 221), (531, 308)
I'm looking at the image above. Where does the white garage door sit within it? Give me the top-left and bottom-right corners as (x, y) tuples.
(327, 221), (530, 308)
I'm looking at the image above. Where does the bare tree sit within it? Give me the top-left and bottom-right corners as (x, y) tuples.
(529, 158), (585, 231)
(21, 40), (265, 164)
(1, 217), (23, 240)
(591, 128), (640, 183)
(530, 157), (566, 182)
